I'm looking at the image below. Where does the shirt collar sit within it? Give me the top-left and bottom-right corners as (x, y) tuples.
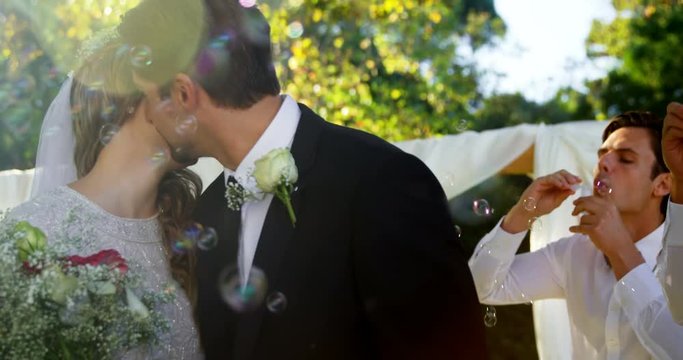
(223, 95), (300, 194)
(635, 223), (665, 269)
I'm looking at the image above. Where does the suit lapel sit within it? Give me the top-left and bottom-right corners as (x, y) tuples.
(197, 173), (238, 272)
(233, 103), (325, 359)
(195, 173), (244, 355)
(251, 104), (322, 289)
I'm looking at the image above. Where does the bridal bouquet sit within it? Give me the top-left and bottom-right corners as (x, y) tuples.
(0, 220), (172, 360)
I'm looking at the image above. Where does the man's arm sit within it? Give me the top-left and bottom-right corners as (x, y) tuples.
(614, 263), (683, 359)
(352, 151), (487, 359)
(469, 219), (568, 303)
(470, 169), (581, 303)
(663, 102), (683, 205)
(659, 201), (683, 324)
(660, 101), (683, 324)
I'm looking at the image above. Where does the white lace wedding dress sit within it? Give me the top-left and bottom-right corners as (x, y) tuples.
(5, 185), (202, 359)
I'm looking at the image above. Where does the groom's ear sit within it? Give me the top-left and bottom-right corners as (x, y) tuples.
(173, 74), (200, 112)
(653, 172), (672, 197)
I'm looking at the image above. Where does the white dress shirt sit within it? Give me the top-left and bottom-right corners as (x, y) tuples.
(223, 95), (300, 284)
(658, 201), (683, 324)
(469, 219), (683, 359)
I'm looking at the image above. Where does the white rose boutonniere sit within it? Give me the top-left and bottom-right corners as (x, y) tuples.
(253, 148), (298, 226)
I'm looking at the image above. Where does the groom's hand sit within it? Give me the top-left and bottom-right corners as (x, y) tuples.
(502, 169), (581, 233)
(663, 101), (683, 203)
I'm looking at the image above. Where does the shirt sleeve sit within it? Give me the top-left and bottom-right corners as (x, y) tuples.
(468, 218), (567, 304)
(658, 200), (683, 324)
(614, 263), (683, 360)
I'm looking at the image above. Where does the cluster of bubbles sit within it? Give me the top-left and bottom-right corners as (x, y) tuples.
(129, 45), (153, 68)
(196, 32), (232, 79)
(454, 224), (462, 239)
(287, 22), (304, 39)
(522, 196), (537, 212)
(169, 220), (287, 314)
(265, 291), (288, 314)
(175, 114), (198, 136)
(70, 43), (157, 148)
(218, 265), (269, 312)
(483, 305), (497, 327)
(594, 178), (612, 196)
(520, 291), (533, 306)
(149, 147), (170, 167)
(574, 179), (613, 198)
(522, 196), (542, 231)
(172, 223), (218, 254)
(571, 180), (613, 222)
(99, 123), (120, 146)
(215, 265), (288, 314)
(472, 199), (493, 216)
(455, 119), (469, 132)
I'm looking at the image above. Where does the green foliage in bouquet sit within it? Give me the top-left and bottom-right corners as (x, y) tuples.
(0, 219), (173, 360)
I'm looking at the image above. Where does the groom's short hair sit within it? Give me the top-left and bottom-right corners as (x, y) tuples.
(602, 110), (669, 215)
(118, 0), (280, 109)
(602, 111), (668, 179)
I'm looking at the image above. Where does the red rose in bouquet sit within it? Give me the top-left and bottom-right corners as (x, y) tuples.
(66, 249), (128, 274)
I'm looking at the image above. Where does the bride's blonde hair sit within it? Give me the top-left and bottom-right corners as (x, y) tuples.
(70, 39), (202, 305)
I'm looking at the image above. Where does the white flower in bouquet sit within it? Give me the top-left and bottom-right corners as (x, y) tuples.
(47, 266), (78, 304)
(0, 219), (173, 360)
(126, 288), (150, 319)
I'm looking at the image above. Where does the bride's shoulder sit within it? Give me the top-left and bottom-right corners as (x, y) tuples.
(2, 186), (74, 234)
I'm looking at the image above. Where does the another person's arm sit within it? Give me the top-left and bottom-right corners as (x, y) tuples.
(613, 262), (683, 359)
(659, 201), (683, 324)
(661, 101), (683, 324)
(470, 169), (580, 303)
(469, 220), (568, 303)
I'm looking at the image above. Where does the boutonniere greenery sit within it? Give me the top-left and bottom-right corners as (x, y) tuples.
(253, 148), (298, 227)
(224, 179), (252, 211)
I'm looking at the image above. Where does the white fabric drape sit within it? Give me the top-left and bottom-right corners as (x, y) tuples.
(531, 121), (606, 360)
(0, 120), (607, 359)
(395, 124), (539, 199)
(0, 169), (35, 211)
(395, 120), (606, 360)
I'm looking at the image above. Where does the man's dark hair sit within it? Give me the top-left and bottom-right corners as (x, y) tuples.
(602, 111), (669, 215)
(118, 0), (280, 109)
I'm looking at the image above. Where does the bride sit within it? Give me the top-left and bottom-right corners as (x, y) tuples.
(4, 36), (204, 358)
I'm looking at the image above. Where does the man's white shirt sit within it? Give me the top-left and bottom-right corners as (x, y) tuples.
(657, 201), (683, 324)
(469, 219), (683, 359)
(223, 95), (300, 285)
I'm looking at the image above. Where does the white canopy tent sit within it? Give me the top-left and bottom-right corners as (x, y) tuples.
(0, 120), (607, 359)
(397, 120), (606, 360)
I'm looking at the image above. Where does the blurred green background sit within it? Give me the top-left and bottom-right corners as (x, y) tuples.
(2, 1), (683, 358)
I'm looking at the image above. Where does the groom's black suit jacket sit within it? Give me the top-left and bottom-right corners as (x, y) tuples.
(194, 104), (488, 360)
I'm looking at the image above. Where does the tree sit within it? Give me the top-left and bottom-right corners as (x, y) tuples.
(1, 0), (504, 171)
(0, 0), (141, 170)
(262, 0), (504, 140)
(471, 88), (594, 132)
(586, 1), (683, 118)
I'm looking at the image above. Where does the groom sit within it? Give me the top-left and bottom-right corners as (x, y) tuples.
(119, 1), (487, 359)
